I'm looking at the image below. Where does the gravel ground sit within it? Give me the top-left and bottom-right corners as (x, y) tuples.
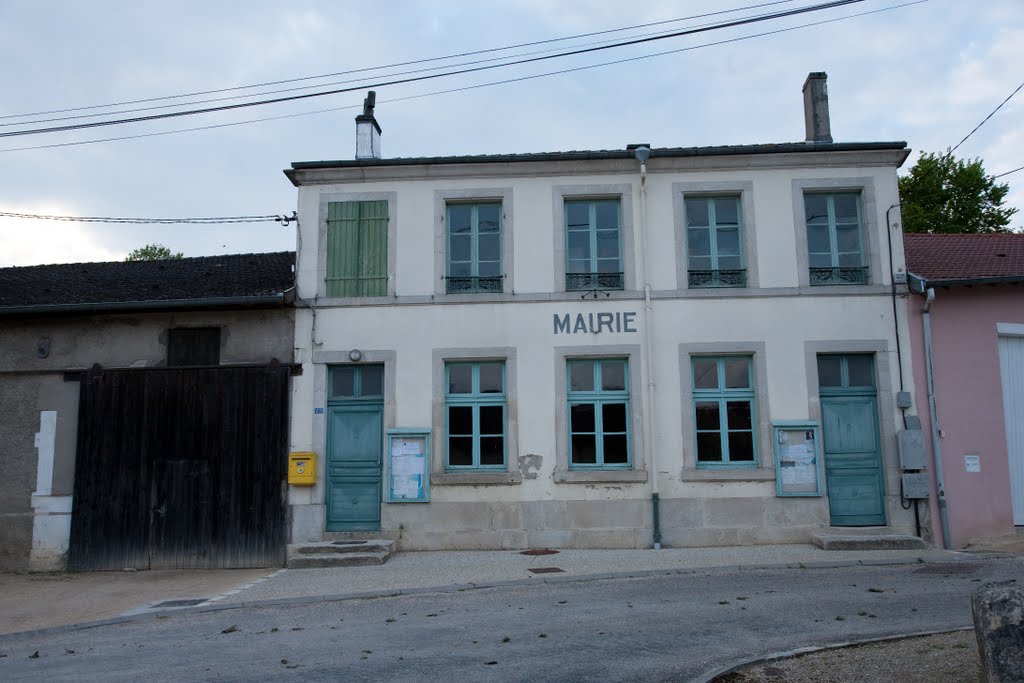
(717, 630), (981, 683)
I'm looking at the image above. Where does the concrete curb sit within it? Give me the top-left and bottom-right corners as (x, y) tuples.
(0, 553), (967, 643)
(692, 626), (974, 683)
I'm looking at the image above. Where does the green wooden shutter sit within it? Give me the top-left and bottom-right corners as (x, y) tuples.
(326, 200), (388, 297)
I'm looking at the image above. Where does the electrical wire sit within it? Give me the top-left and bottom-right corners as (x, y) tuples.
(0, 0), (924, 155)
(950, 79), (1024, 154)
(0, 0), (865, 139)
(0, 0), (802, 122)
(994, 165), (1024, 179)
(0, 211), (296, 225)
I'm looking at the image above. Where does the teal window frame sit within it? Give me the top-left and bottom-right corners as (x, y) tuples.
(804, 192), (868, 285)
(444, 361), (507, 471)
(684, 195), (747, 288)
(326, 200), (388, 297)
(566, 358), (632, 469)
(564, 199), (624, 291)
(691, 356), (757, 467)
(327, 364), (385, 404)
(445, 202), (503, 293)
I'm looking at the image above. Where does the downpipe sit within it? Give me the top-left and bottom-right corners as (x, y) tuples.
(922, 287), (952, 549)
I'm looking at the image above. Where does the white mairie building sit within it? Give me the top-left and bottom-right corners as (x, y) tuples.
(285, 74), (924, 550)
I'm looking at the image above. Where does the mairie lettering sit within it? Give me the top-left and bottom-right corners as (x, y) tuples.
(553, 312), (638, 334)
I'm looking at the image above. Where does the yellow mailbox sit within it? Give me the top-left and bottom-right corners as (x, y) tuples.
(288, 452), (317, 485)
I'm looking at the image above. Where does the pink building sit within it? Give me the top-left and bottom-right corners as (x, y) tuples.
(905, 233), (1024, 548)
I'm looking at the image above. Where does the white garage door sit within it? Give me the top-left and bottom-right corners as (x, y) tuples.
(998, 334), (1024, 525)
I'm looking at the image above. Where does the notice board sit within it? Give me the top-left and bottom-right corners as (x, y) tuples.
(773, 421), (823, 497)
(386, 429), (430, 503)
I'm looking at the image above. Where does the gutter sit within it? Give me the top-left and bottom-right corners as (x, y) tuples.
(0, 292), (291, 318)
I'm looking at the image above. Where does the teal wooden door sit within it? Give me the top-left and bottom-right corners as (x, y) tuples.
(818, 354), (886, 526)
(326, 405), (383, 531)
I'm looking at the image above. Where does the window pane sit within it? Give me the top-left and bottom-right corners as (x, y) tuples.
(689, 255), (713, 271)
(480, 437), (504, 465)
(448, 437), (473, 466)
(477, 204), (501, 232)
(717, 255), (741, 270)
(715, 198), (739, 226)
(601, 360), (626, 391)
(697, 433), (723, 462)
(602, 403), (627, 432)
(726, 401), (752, 430)
(838, 252), (863, 267)
(846, 355), (875, 387)
(596, 230), (619, 258)
(695, 402), (720, 430)
(479, 363), (503, 393)
(809, 253), (833, 268)
(478, 260), (501, 278)
(817, 356), (842, 387)
(566, 202), (589, 229)
(479, 405), (503, 435)
(478, 233), (500, 261)
(569, 362), (594, 392)
(567, 259), (590, 274)
(804, 195), (828, 223)
(331, 367), (356, 397)
(595, 201), (619, 230)
(567, 231), (590, 260)
(448, 365), (472, 394)
(692, 358), (718, 389)
(685, 198), (709, 227)
(571, 435), (597, 464)
(448, 205), (472, 234)
(603, 435), (629, 464)
(724, 358), (750, 388)
(807, 224), (831, 254)
(448, 406), (472, 435)
(688, 228), (710, 256)
(728, 432), (755, 461)
(450, 235), (471, 261)
(570, 403), (595, 433)
(716, 227), (740, 256)
(833, 194), (859, 221)
(597, 258), (620, 273)
(836, 224), (861, 253)
(361, 366), (383, 396)
(449, 261), (471, 277)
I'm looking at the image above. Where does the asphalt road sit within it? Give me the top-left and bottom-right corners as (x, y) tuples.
(0, 558), (1018, 682)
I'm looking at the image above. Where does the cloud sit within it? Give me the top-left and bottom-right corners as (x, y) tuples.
(0, 209), (124, 266)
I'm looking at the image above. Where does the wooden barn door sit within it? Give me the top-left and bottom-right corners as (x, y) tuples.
(69, 365), (290, 570)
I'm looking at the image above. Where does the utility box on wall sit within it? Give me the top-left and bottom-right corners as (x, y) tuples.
(897, 430), (927, 471)
(288, 451), (317, 485)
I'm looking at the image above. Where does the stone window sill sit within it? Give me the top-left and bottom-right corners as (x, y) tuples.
(554, 469), (648, 484)
(680, 468), (775, 482)
(431, 471), (522, 486)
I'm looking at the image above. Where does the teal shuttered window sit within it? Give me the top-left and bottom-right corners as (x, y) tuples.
(692, 356), (757, 466)
(326, 200), (388, 297)
(444, 362), (506, 470)
(567, 359), (631, 468)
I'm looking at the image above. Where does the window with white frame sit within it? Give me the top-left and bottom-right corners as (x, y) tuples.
(444, 361), (506, 470)
(446, 202), (502, 293)
(685, 196), (746, 288)
(691, 356), (757, 465)
(564, 199), (623, 291)
(567, 358), (631, 468)
(804, 192), (868, 285)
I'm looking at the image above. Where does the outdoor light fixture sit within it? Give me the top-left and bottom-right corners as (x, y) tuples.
(348, 349), (363, 362)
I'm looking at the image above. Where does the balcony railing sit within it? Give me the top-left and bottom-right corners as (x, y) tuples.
(688, 269), (747, 288)
(445, 276), (503, 293)
(565, 272), (624, 291)
(809, 266), (869, 285)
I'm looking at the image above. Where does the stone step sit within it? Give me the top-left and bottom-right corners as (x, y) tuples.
(286, 539), (395, 569)
(287, 551), (388, 569)
(290, 540), (393, 556)
(812, 532), (928, 550)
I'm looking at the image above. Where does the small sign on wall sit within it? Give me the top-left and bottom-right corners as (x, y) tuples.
(386, 429), (430, 503)
(964, 454), (981, 473)
(773, 421), (824, 497)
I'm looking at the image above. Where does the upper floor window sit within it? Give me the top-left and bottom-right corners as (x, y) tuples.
(446, 202), (502, 293)
(565, 199), (623, 291)
(445, 362), (506, 470)
(167, 327), (220, 366)
(691, 356), (756, 466)
(685, 196), (746, 288)
(804, 193), (867, 285)
(567, 358), (631, 469)
(326, 200), (388, 297)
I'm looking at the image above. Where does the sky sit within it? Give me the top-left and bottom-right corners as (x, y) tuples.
(0, 0), (1021, 267)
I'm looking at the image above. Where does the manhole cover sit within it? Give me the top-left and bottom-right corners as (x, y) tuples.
(151, 598), (208, 608)
(527, 567), (565, 574)
(520, 549), (559, 556)
(913, 563), (981, 575)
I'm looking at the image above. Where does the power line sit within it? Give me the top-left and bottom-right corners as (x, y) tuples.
(950, 79), (1024, 154)
(994, 165), (1024, 179)
(0, 0), (924, 155)
(0, 211), (296, 225)
(0, 0), (864, 139)
(0, 0), (802, 123)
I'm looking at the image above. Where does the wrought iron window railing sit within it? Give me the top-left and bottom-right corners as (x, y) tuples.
(688, 269), (747, 288)
(565, 272), (624, 291)
(809, 266), (869, 286)
(445, 276), (503, 293)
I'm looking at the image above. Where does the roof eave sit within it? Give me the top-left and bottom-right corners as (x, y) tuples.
(907, 273), (1024, 292)
(0, 292), (292, 319)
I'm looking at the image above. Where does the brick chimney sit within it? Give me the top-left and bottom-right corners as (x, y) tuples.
(802, 72), (833, 143)
(355, 91), (381, 160)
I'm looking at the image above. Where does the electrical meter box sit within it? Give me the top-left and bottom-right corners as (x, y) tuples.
(288, 451), (317, 485)
(897, 430), (927, 470)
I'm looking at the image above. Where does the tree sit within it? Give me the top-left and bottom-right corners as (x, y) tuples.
(898, 150), (1018, 234)
(125, 244), (183, 261)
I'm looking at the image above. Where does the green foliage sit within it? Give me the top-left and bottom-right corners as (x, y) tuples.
(125, 244), (183, 261)
(899, 150), (1017, 234)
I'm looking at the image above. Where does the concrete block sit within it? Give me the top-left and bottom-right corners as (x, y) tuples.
(418, 502), (492, 532)
(972, 581), (1024, 682)
(526, 529), (578, 549)
(289, 504), (325, 544)
(739, 526), (812, 545)
(500, 530), (528, 549)
(704, 497), (764, 528)
(659, 498), (705, 529)
(566, 499), (645, 529)
(520, 500), (569, 530)
(660, 527), (741, 548)
(577, 528), (640, 549)
(489, 503), (522, 530)
(765, 497), (829, 527)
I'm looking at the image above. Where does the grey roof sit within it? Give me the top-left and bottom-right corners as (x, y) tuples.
(289, 141), (908, 170)
(0, 251), (295, 316)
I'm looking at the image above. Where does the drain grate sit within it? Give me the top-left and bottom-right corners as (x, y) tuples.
(913, 563), (981, 575)
(520, 549), (559, 556)
(527, 567), (565, 574)
(151, 598), (208, 608)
